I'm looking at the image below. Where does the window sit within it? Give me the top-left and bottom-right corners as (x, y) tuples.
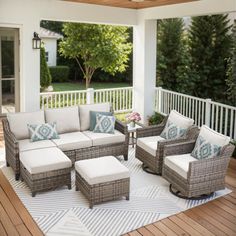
(45, 51), (49, 62)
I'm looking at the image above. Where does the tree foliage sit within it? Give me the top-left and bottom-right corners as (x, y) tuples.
(157, 18), (188, 92)
(40, 46), (52, 89)
(189, 14), (232, 101)
(59, 23), (132, 88)
(226, 22), (236, 105)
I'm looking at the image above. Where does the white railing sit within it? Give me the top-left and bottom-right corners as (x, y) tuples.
(155, 87), (236, 139)
(40, 87), (133, 113)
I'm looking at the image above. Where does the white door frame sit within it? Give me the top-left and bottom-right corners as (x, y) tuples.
(0, 28), (20, 115)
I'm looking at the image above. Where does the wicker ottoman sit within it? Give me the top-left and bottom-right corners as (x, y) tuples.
(75, 156), (130, 209)
(20, 147), (72, 197)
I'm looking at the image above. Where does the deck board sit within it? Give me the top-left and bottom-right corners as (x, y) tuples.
(0, 120), (236, 236)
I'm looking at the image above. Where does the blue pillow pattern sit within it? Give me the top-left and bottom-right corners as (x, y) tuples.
(89, 111), (112, 131)
(191, 135), (221, 160)
(160, 121), (186, 140)
(93, 114), (115, 134)
(28, 123), (60, 142)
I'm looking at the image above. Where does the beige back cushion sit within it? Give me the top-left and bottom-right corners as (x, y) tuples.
(79, 103), (110, 131)
(7, 111), (45, 140)
(45, 106), (80, 134)
(199, 125), (230, 147)
(168, 110), (194, 129)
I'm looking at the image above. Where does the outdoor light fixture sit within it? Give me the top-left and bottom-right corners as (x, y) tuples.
(32, 32), (41, 49)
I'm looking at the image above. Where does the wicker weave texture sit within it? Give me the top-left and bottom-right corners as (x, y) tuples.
(20, 163), (72, 197)
(135, 123), (199, 175)
(162, 143), (235, 198)
(75, 171), (130, 209)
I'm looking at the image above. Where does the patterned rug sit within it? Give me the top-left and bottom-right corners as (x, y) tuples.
(0, 148), (231, 236)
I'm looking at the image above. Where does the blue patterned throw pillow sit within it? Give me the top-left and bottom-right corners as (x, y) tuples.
(27, 123), (60, 142)
(160, 121), (186, 140)
(89, 111), (113, 131)
(191, 135), (221, 160)
(93, 114), (115, 134)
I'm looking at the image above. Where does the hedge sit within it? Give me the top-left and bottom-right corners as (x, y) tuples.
(49, 66), (70, 83)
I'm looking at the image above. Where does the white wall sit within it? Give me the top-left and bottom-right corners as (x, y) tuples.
(0, 0), (136, 112)
(42, 38), (57, 66)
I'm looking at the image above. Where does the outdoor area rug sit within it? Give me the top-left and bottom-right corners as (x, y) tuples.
(0, 148), (231, 236)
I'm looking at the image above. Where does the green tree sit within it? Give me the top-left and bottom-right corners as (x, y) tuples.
(40, 46), (52, 89)
(226, 22), (236, 105)
(157, 18), (188, 92)
(59, 23), (132, 88)
(189, 14), (232, 102)
(40, 20), (63, 35)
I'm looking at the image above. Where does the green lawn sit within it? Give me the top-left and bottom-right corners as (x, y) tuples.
(52, 82), (131, 92)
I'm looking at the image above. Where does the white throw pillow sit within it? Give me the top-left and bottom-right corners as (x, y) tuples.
(191, 125), (230, 160)
(45, 106), (80, 134)
(168, 110), (194, 129)
(7, 111), (45, 140)
(79, 103), (110, 131)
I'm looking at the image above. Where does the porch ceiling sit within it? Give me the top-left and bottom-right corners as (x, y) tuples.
(63, 0), (198, 9)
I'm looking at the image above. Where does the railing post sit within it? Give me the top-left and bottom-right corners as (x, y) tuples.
(156, 87), (162, 113)
(205, 98), (212, 126)
(86, 88), (94, 105)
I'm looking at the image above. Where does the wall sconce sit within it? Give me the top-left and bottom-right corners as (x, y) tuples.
(32, 32), (41, 49)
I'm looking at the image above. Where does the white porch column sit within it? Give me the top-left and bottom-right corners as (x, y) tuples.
(133, 19), (157, 124)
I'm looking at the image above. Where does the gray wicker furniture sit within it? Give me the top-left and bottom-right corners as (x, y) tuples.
(20, 147), (72, 197)
(2, 103), (129, 181)
(135, 112), (199, 175)
(162, 127), (235, 199)
(75, 156), (130, 209)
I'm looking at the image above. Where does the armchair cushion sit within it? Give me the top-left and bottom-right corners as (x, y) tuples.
(7, 111), (45, 140)
(160, 110), (194, 140)
(19, 139), (56, 152)
(168, 110), (194, 129)
(164, 154), (197, 179)
(45, 107), (80, 134)
(79, 103), (110, 131)
(137, 135), (165, 156)
(191, 125), (230, 160)
(160, 121), (186, 140)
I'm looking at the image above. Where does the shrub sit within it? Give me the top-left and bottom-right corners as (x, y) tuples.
(148, 112), (165, 126)
(40, 47), (52, 89)
(49, 66), (70, 82)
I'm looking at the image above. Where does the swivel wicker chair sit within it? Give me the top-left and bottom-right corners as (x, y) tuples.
(162, 125), (235, 199)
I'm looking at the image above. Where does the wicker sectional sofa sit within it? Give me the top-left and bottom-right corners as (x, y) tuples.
(3, 103), (129, 181)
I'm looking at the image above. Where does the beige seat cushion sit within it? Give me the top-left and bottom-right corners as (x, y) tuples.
(19, 139), (56, 152)
(79, 103), (110, 131)
(52, 132), (92, 151)
(137, 136), (165, 156)
(168, 110), (194, 129)
(20, 147), (72, 174)
(83, 130), (125, 146)
(7, 111), (45, 140)
(164, 154), (197, 179)
(198, 125), (230, 147)
(75, 156), (129, 185)
(45, 106), (80, 134)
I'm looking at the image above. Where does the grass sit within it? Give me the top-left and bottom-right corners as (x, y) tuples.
(52, 82), (131, 92)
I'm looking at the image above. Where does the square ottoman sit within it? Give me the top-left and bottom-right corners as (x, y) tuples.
(75, 156), (130, 208)
(20, 147), (72, 197)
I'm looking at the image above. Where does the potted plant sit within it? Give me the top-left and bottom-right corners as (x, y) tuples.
(126, 112), (141, 127)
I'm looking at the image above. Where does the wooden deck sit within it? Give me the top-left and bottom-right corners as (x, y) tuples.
(0, 122), (236, 236)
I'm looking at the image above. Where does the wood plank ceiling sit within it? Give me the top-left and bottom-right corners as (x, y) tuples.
(63, 0), (198, 9)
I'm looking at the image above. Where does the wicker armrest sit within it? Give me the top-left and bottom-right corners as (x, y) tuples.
(136, 124), (165, 138)
(115, 120), (128, 135)
(2, 119), (18, 145)
(163, 140), (196, 157)
(188, 144), (235, 178)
